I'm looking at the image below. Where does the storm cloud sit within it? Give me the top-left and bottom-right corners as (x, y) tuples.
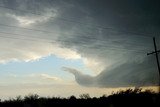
(64, 56), (158, 88)
(0, 0), (159, 87)
(60, 0), (160, 87)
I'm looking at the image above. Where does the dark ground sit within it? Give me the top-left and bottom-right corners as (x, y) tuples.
(0, 88), (159, 107)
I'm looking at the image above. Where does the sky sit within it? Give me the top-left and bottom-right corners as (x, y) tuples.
(0, 0), (160, 99)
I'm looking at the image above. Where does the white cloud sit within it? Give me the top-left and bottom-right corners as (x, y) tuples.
(40, 73), (62, 81)
(83, 58), (106, 74)
(0, 39), (81, 64)
(0, 0), (157, 78)
(6, 8), (57, 26)
(4, 73), (64, 85)
(0, 1), (102, 75)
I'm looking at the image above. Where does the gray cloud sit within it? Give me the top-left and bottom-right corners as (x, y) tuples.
(0, 0), (159, 87)
(64, 56), (159, 88)
(63, 67), (95, 87)
(59, 0), (160, 88)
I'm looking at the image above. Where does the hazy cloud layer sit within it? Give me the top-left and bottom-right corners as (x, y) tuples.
(0, 0), (159, 87)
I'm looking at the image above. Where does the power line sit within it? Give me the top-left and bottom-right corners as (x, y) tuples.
(0, 5), (154, 37)
(0, 31), (53, 41)
(147, 37), (160, 93)
(0, 23), (53, 34)
(0, 23), (152, 47)
(0, 34), (52, 43)
(0, 33), (147, 54)
(0, 5), (153, 53)
(0, 5), (153, 48)
(0, 30), (152, 51)
(0, 32), (149, 54)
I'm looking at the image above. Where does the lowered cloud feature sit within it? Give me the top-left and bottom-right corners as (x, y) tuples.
(0, 0), (159, 89)
(63, 56), (158, 88)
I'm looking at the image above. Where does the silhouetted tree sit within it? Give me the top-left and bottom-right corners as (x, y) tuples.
(69, 95), (76, 100)
(24, 94), (39, 101)
(0, 88), (159, 107)
(79, 93), (90, 99)
(15, 95), (22, 102)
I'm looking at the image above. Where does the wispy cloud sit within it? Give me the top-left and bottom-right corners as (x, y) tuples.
(0, 0), (159, 89)
(40, 73), (62, 81)
(7, 73), (62, 82)
(6, 8), (57, 26)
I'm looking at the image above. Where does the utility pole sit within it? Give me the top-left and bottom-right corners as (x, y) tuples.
(147, 37), (160, 93)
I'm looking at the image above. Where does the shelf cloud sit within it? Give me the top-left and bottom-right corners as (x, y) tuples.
(0, 0), (159, 88)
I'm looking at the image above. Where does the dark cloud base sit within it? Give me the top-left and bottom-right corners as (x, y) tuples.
(0, 0), (159, 88)
(64, 56), (159, 88)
